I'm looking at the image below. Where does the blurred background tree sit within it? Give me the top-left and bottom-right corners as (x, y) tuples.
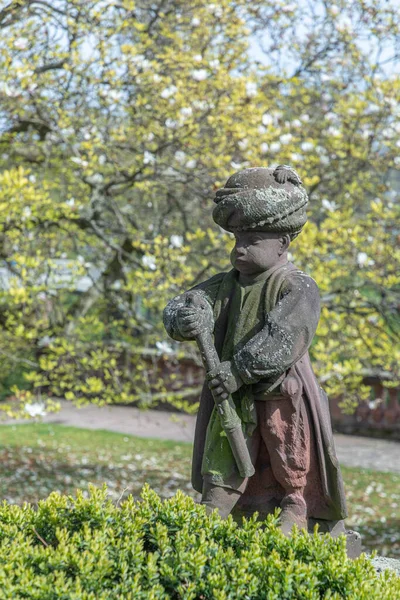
(0, 0), (398, 416)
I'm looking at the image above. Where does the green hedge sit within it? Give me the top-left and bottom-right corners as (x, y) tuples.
(0, 485), (398, 599)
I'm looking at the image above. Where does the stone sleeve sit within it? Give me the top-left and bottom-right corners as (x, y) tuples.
(233, 273), (321, 384)
(163, 272), (226, 342)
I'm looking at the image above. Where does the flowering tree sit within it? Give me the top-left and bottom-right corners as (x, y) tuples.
(0, 0), (399, 416)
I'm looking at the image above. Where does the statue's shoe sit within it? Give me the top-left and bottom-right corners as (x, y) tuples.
(279, 492), (308, 535)
(279, 508), (308, 535)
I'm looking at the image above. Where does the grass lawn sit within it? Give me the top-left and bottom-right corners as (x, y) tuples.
(0, 423), (398, 558)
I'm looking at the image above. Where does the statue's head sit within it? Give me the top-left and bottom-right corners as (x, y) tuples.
(212, 165), (308, 275)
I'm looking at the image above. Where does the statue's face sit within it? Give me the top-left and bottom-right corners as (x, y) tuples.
(230, 231), (288, 275)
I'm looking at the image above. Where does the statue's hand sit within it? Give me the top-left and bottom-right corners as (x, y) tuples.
(176, 292), (214, 339)
(207, 361), (243, 401)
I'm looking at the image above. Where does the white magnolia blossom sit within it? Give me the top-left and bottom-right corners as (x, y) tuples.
(170, 235), (183, 248)
(281, 133), (293, 144)
(300, 114), (310, 122)
(282, 3), (297, 12)
(193, 54), (202, 62)
(231, 161), (243, 170)
(357, 252), (374, 267)
(37, 335), (55, 348)
(208, 4), (223, 17)
(292, 119), (302, 128)
(327, 126), (341, 137)
(66, 198), (75, 207)
(186, 159), (197, 169)
(156, 340), (173, 354)
(14, 37), (29, 50)
(131, 54), (151, 69)
(290, 153), (303, 162)
(368, 399), (380, 410)
(330, 5), (340, 16)
(142, 255), (157, 270)
(361, 128), (373, 139)
(108, 90), (123, 102)
(245, 82), (257, 97)
(321, 199), (338, 212)
(165, 118), (178, 129)
(192, 69), (208, 81)
(87, 173), (104, 185)
(301, 141), (314, 152)
(143, 151), (156, 165)
(336, 16), (354, 33)
(191, 17), (201, 26)
(174, 150), (187, 164)
(180, 106), (193, 118)
(367, 103), (380, 114)
(238, 138), (248, 150)
(367, 315), (379, 325)
(270, 142), (281, 153)
(60, 127), (75, 138)
(262, 113), (273, 126)
(161, 85), (177, 99)
(1, 83), (20, 98)
(209, 59), (220, 69)
(193, 100), (208, 110)
(132, 54), (145, 64)
(70, 156), (89, 167)
(24, 402), (47, 418)
(382, 127), (395, 139)
(260, 142), (269, 153)
(22, 207), (32, 218)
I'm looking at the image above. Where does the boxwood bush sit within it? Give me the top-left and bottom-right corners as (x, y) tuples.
(0, 485), (398, 599)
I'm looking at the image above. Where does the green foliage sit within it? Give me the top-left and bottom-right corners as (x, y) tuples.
(0, 0), (398, 414)
(0, 484), (398, 599)
(0, 423), (399, 557)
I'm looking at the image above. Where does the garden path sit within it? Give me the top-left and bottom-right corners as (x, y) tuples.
(8, 400), (400, 473)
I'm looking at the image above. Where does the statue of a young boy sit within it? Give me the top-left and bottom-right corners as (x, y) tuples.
(163, 165), (348, 539)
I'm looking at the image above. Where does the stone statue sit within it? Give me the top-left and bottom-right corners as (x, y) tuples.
(163, 165), (360, 555)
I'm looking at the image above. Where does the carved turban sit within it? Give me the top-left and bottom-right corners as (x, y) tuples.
(212, 165), (308, 240)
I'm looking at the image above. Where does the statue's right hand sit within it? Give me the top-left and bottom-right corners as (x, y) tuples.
(176, 293), (214, 339)
(176, 306), (203, 339)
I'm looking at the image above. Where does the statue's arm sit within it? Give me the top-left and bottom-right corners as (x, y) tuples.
(233, 273), (321, 384)
(163, 272), (226, 342)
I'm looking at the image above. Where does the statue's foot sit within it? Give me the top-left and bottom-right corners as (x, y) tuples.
(279, 493), (307, 535)
(279, 509), (308, 535)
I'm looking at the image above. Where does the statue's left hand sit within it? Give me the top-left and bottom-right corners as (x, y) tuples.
(207, 361), (243, 401)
